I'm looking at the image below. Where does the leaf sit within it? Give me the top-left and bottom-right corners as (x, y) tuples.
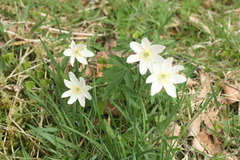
(197, 73), (211, 99)
(30, 15), (47, 33)
(25, 81), (35, 90)
(221, 83), (240, 104)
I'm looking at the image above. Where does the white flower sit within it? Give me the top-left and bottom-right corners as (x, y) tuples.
(61, 72), (92, 107)
(63, 40), (94, 66)
(127, 37), (166, 75)
(146, 57), (186, 97)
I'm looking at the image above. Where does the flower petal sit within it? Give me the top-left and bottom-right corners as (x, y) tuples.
(139, 60), (148, 75)
(64, 80), (73, 88)
(79, 77), (86, 86)
(161, 57), (173, 72)
(168, 65), (184, 73)
(141, 37), (151, 49)
(63, 49), (72, 56)
(130, 42), (143, 53)
(70, 56), (75, 66)
(82, 49), (94, 57)
(83, 90), (92, 100)
(149, 45), (166, 54)
(67, 95), (78, 104)
(171, 74), (186, 84)
(61, 90), (72, 98)
(151, 82), (163, 96)
(69, 72), (79, 85)
(163, 83), (177, 98)
(146, 75), (156, 83)
(152, 55), (165, 64)
(78, 95), (85, 107)
(69, 40), (76, 48)
(84, 85), (92, 91)
(152, 63), (162, 74)
(127, 54), (140, 63)
(76, 56), (88, 64)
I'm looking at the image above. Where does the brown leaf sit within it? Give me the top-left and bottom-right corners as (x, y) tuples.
(165, 123), (181, 147)
(197, 73), (211, 99)
(0, 41), (5, 47)
(221, 83), (240, 104)
(188, 113), (204, 137)
(186, 78), (199, 88)
(195, 128), (222, 155)
(104, 101), (120, 117)
(204, 0), (215, 8)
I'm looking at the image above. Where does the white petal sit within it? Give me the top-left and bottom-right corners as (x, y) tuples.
(146, 75), (157, 83)
(63, 49), (72, 56)
(171, 74), (186, 84)
(79, 77), (86, 86)
(161, 57), (173, 72)
(126, 54), (140, 63)
(69, 40), (76, 48)
(149, 45), (166, 54)
(139, 60), (148, 75)
(69, 72), (79, 85)
(168, 65), (184, 73)
(151, 82), (163, 96)
(76, 56), (88, 64)
(163, 83), (177, 98)
(61, 90), (72, 98)
(130, 42), (143, 53)
(82, 49), (94, 57)
(152, 55), (165, 64)
(64, 80), (73, 88)
(141, 37), (151, 49)
(84, 85), (92, 91)
(70, 56), (75, 66)
(83, 90), (92, 100)
(152, 63), (162, 74)
(67, 95), (78, 104)
(78, 95), (85, 107)
(148, 62), (154, 73)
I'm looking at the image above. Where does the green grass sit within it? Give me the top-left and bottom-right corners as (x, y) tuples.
(1, 0), (240, 159)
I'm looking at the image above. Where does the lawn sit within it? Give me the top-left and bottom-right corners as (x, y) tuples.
(0, 0), (240, 159)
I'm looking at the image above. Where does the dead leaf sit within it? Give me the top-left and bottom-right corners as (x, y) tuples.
(104, 101), (120, 117)
(188, 110), (222, 156)
(195, 128), (222, 155)
(96, 63), (109, 77)
(204, 0), (215, 8)
(165, 123), (181, 147)
(203, 109), (220, 135)
(0, 41), (5, 47)
(197, 73), (211, 99)
(188, 113), (203, 137)
(186, 78), (199, 88)
(221, 83), (240, 104)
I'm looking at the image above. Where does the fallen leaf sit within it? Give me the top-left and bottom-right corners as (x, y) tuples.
(204, 0), (215, 8)
(165, 123), (181, 147)
(195, 128), (222, 155)
(221, 83), (240, 104)
(186, 78), (199, 88)
(197, 73), (211, 99)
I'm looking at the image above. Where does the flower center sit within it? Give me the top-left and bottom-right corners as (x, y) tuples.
(159, 73), (167, 79)
(158, 73), (171, 84)
(144, 52), (150, 57)
(72, 85), (82, 94)
(73, 47), (84, 56)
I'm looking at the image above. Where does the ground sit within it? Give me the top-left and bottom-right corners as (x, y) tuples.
(0, 0), (240, 159)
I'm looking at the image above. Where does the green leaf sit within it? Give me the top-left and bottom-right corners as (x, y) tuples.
(25, 81), (35, 90)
